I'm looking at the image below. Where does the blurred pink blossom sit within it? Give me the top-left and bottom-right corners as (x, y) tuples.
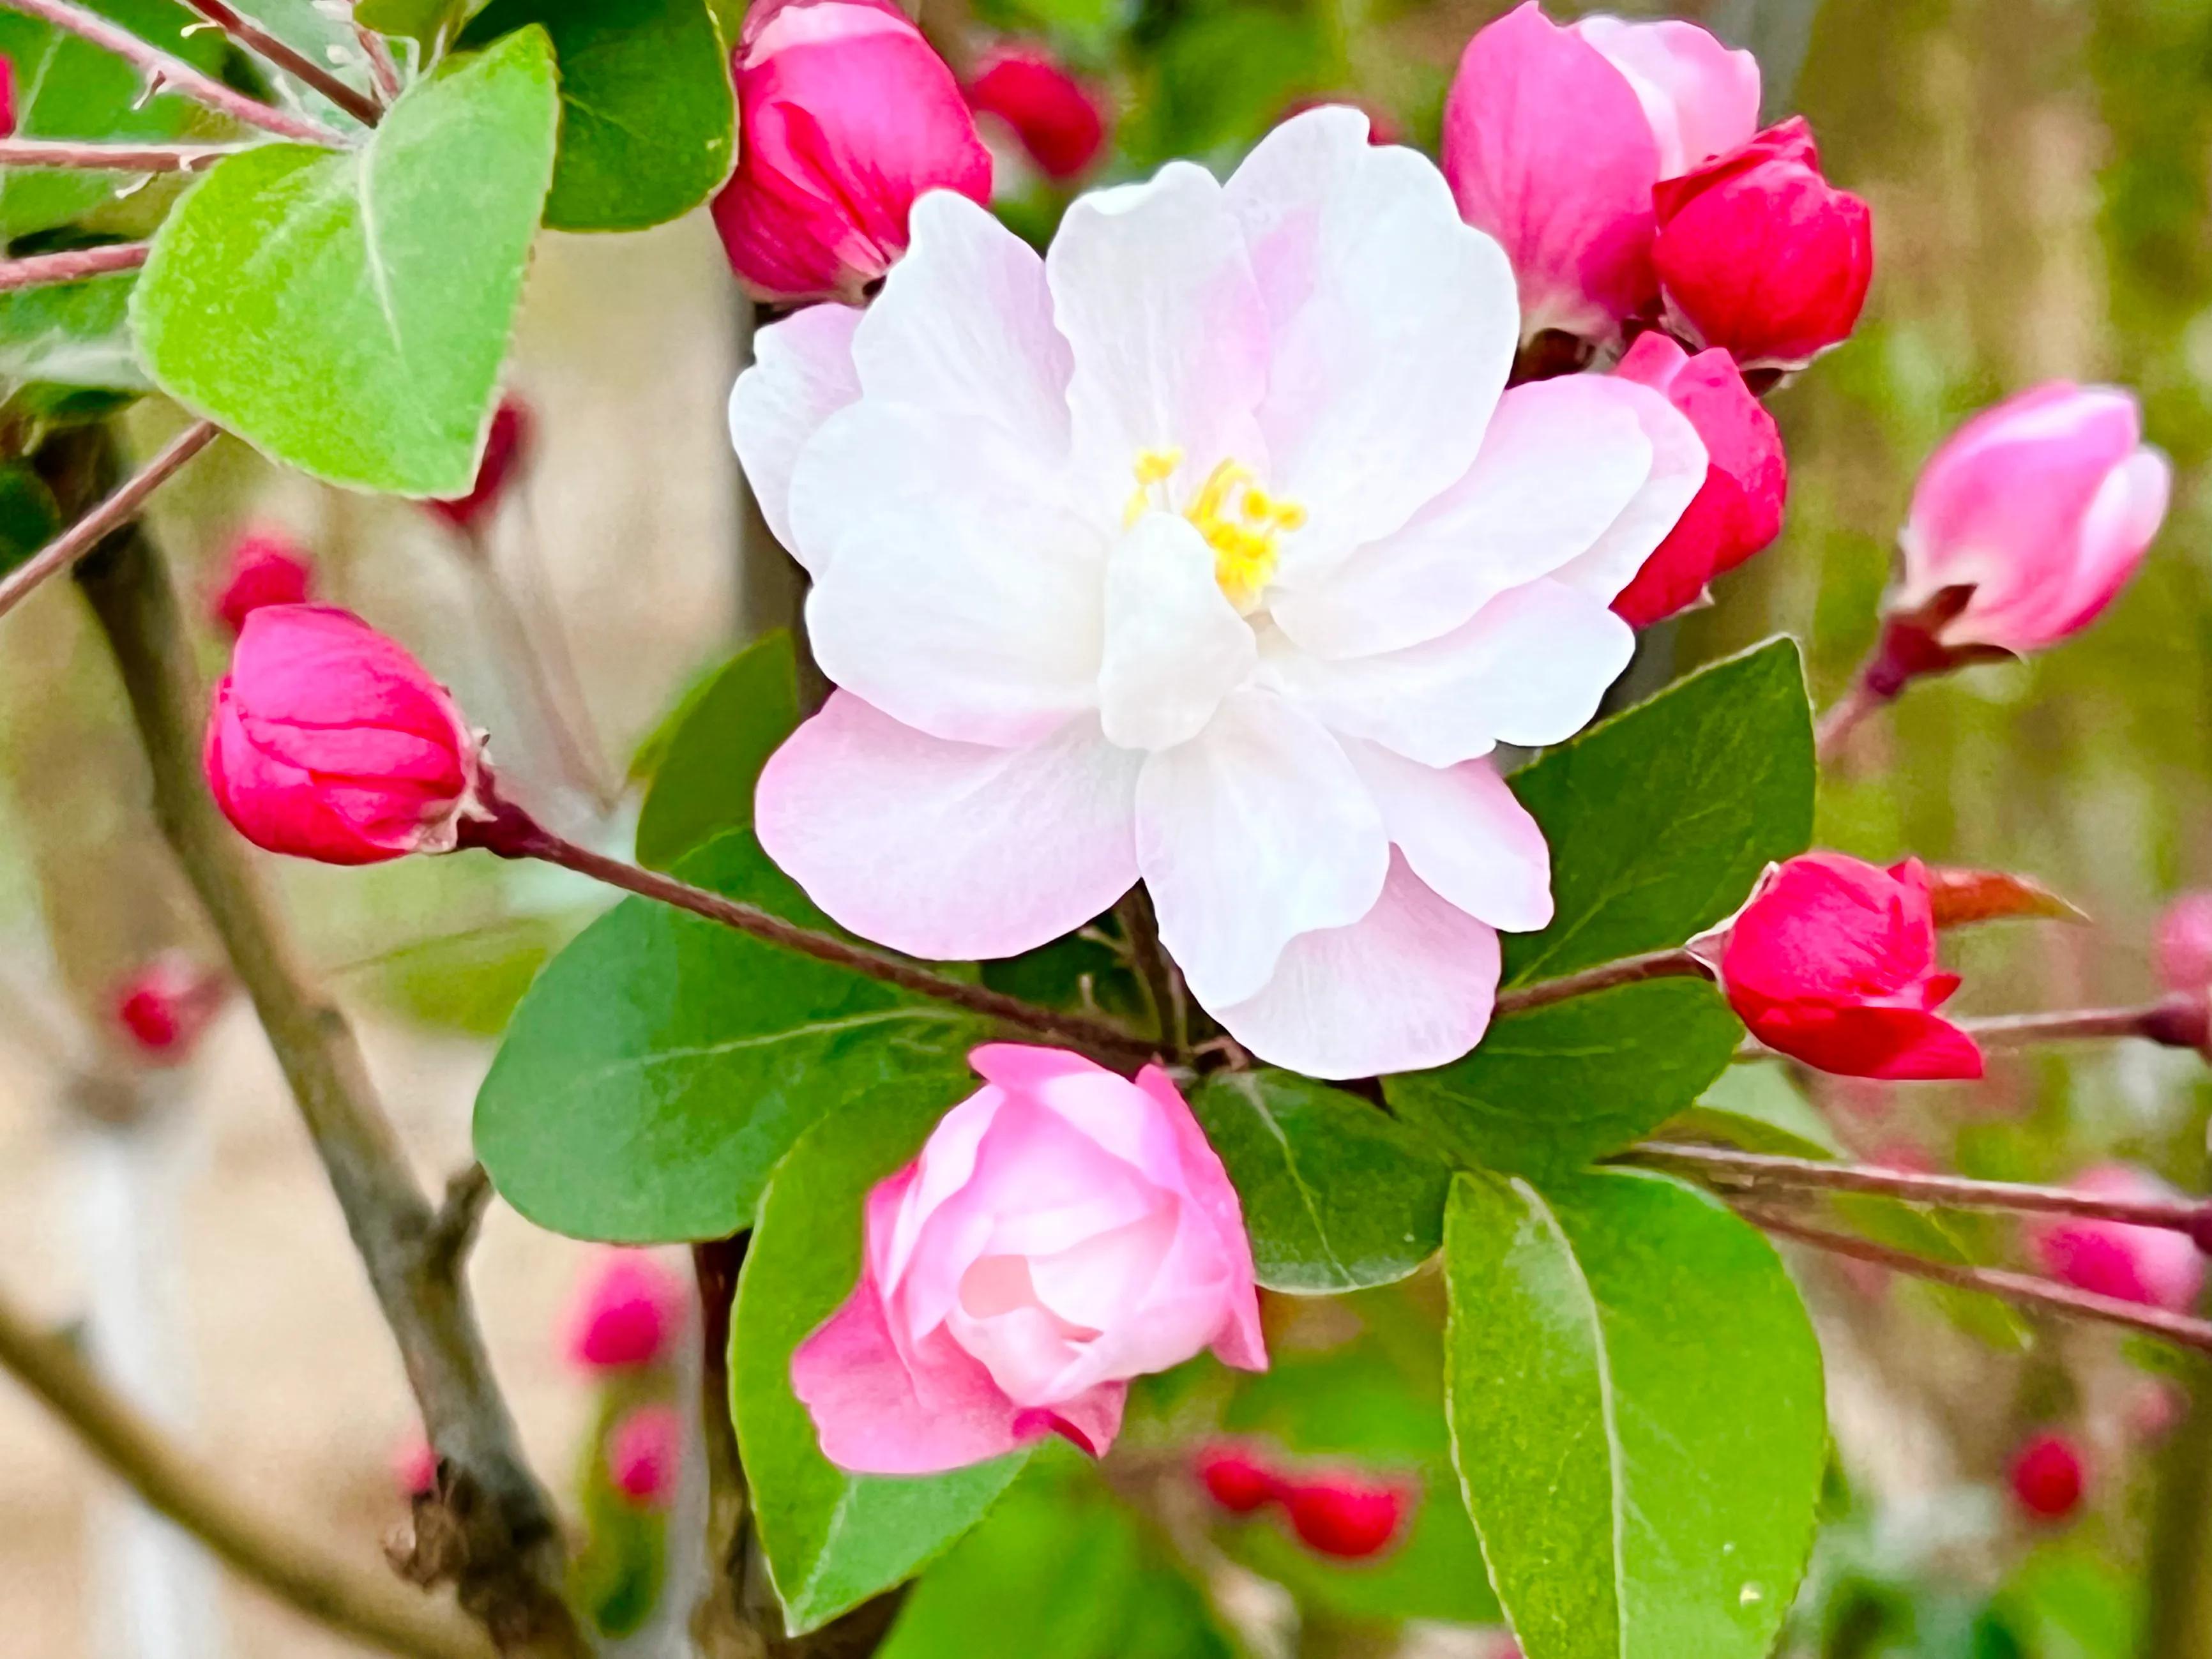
(606, 1404), (683, 1510)
(2025, 1165), (2204, 1314)
(2154, 893), (2212, 994)
(566, 1250), (690, 1373)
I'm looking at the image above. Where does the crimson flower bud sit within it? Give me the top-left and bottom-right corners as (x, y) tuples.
(1711, 852), (1983, 1080)
(712, 0), (992, 303)
(204, 605), (483, 867)
(0, 56), (16, 140)
(427, 396), (532, 534)
(2156, 893), (2212, 994)
(1195, 1441), (1282, 1515)
(607, 1404), (683, 1510)
(2008, 1432), (2085, 1522)
(565, 1249), (690, 1372)
(210, 525), (313, 637)
(1609, 331), (1787, 626)
(111, 953), (227, 1063)
(1282, 1472), (1412, 1560)
(1653, 117), (1872, 372)
(966, 44), (1110, 183)
(2024, 1164), (2206, 1313)
(391, 1431), (437, 1499)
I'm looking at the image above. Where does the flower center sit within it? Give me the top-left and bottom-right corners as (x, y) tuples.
(1125, 448), (1305, 614)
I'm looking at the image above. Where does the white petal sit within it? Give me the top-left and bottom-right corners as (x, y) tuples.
(729, 302), (861, 564)
(1135, 688), (1388, 1006)
(1268, 579), (1634, 767)
(1098, 513), (1257, 752)
(1225, 118), (1520, 570)
(1213, 855), (1501, 1079)
(798, 402), (1107, 746)
(1269, 375), (1653, 660)
(1047, 161), (1270, 523)
(854, 191), (1072, 457)
(1551, 376), (1707, 605)
(1342, 740), (1551, 932)
(754, 693), (1141, 960)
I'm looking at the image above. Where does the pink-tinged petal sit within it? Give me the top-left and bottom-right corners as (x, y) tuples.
(1441, 2), (1660, 339)
(1098, 513), (1257, 751)
(1131, 1064), (1266, 1371)
(1549, 375), (1708, 605)
(2004, 446), (2169, 648)
(1269, 375), (1652, 660)
(1342, 742), (1551, 933)
(1135, 689), (1388, 1007)
(1025, 1383), (1126, 1456)
(2156, 893), (2212, 994)
(729, 303), (862, 562)
(1745, 1003), (1985, 1082)
(1572, 16), (1761, 178)
(1214, 854), (1501, 1080)
(1047, 161), (1269, 522)
(755, 693), (1140, 960)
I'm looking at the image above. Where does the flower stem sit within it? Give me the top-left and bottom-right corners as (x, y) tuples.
(179, 0), (385, 126)
(1492, 948), (1709, 1017)
(0, 136), (245, 170)
(0, 420), (218, 623)
(1812, 674), (1891, 763)
(0, 241), (149, 292)
(1958, 994), (2208, 1049)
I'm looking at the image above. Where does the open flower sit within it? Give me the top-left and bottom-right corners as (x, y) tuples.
(734, 108), (1706, 1077)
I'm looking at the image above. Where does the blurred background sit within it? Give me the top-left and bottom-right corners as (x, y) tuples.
(5, 0), (2212, 1655)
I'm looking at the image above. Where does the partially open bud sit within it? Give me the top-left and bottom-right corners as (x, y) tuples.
(712, 0), (992, 303)
(2156, 893), (2212, 994)
(1652, 117), (1872, 372)
(1609, 331), (1787, 626)
(606, 1404), (682, 1510)
(204, 605), (483, 866)
(966, 43), (1110, 183)
(426, 396), (532, 535)
(210, 525), (313, 637)
(111, 953), (227, 1063)
(2008, 1432), (2085, 1522)
(1282, 1471), (1413, 1560)
(564, 1249), (690, 1373)
(2024, 1164), (2205, 1314)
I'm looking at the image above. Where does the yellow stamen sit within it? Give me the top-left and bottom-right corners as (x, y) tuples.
(1123, 450), (1307, 611)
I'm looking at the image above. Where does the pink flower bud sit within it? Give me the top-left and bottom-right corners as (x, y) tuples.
(111, 953), (227, 1063)
(2024, 1165), (2205, 1313)
(1652, 117), (1872, 371)
(0, 56), (16, 140)
(204, 605), (483, 867)
(2157, 893), (2212, 994)
(1195, 1441), (1282, 1515)
(966, 44), (1109, 183)
(1282, 1471), (1413, 1560)
(210, 526), (313, 637)
(1890, 383), (2169, 658)
(564, 1249), (690, 1372)
(426, 396), (532, 534)
(1608, 331), (1787, 626)
(606, 1404), (683, 1510)
(391, 1429), (437, 1498)
(1712, 853), (1983, 1081)
(1442, 3), (1759, 342)
(712, 0), (992, 303)
(792, 1045), (1265, 1475)
(2009, 1432), (2085, 1522)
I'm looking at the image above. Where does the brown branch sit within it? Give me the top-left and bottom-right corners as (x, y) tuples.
(0, 241), (149, 292)
(1493, 948), (1709, 1018)
(0, 0), (349, 144)
(69, 496), (586, 1656)
(0, 421), (218, 624)
(180, 0), (384, 127)
(1959, 994), (2208, 1050)
(0, 1277), (491, 1659)
(1742, 1204), (2212, 1354)
(0, 136), (245, 170)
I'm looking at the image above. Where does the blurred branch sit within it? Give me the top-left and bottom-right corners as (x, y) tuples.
(0, 137), (244, 170)
(1959, 994), (2208, 1049)
(0, 0), (349, 144)
(179, 0), (384, 127)
(0, 241), (149, 292)
(0, 1276), (493, 1659)
(0, 420), (217, 623)
(69, 487), (586, 1656)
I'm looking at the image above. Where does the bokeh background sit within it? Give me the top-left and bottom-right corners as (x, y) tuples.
(5, 0), (2212, 1655)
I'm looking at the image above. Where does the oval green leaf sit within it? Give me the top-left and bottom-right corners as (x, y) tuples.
(633, 630), (799, 872)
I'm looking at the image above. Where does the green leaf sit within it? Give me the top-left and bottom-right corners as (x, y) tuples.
(633, 631), (799, 871)
(0, 269), (148, 393)
(1443, 1167), (1826, 1659)
(357, 0), (476, 51)
(132, 27), (559, 496)
(734, 1079), (1027, 1635)
(1385, 978), (1742, 1178)
(879, 1454), (1233, 1659)
(1503, 638), (1814, 987)
(0, 464), (61, 577)
(473, 830), (982, 1242)
(1189, 1069), (1450, 1293)
(1658, 1061), (1845, 1159)
(460, 0), (735, 232)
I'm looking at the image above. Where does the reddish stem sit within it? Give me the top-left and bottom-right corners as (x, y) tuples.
(0, 137), (243, 171)
(1960, 994), (2209, 1050)
(179, 0), (384, 127)
(0, 242), (149, 292)
(0, 422), (220, 623)
(1493, 948), (1709, 1018)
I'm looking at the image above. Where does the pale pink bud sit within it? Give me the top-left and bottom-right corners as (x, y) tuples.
(2025, 1164), (2205, 1314)
(1441, 3), (1758, 342)
(564, 1249), (689, 1372)
(110, 953), (227, 1063)
(210, 525), (313, 637)
(1893, 383), (2170, 658)
(2156, 893), (2212, 994)
(966, 43), (1110, 182)
(605, 1404), (683, 1510)
(792, 1045), (1265, 1475)
(712, 0), (992, 303)
(426, 396), (532, 534)
(204, 605), (482, 867)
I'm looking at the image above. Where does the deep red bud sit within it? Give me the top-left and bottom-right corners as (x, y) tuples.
(607, 1404), (683, 1509)
(1195, 1441), (1282, 1515)
(0, 56), (16, 140)
(1283, 1473), (1412, 1560)
(111, 953), (227, 1063)
(2009, 1432), (2086, 1522)
(565, 1249), (690, 1372)
(427, 397), (532, 534)
(211, 526), (313, 637)
(966, 45), (1110, 181)
(1653, 117), (1872, 371)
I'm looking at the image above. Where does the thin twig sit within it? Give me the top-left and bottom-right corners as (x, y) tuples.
(1117, 888), (1186, 1054)
(1813, 676), (1888, 764)
(180, 0), (384, 127)
(1742, 1204), (2212, 1355)
(0, 241), (149, 292)
(0, 1278), (491, 1659)
(1637, 1141), (2212, 1238)
(1493, 948), (1708, 1018)
(0, 421), (218, 623)
(1960, 996), (2208, 1049)
(0, 0), (349, 144)
(0, 136), (246, 170)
